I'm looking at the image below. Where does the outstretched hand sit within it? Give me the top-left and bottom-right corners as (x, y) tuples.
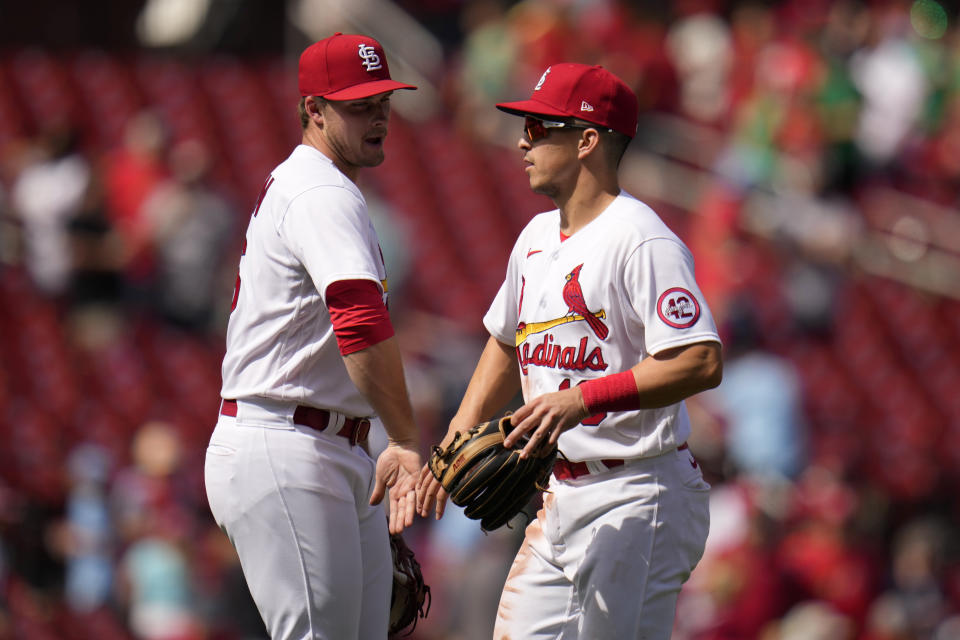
(415, 428), (460, 520)
(371, 444), (422, 534)
(415, 463), (449, 520)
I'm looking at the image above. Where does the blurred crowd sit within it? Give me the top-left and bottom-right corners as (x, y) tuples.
(1, 110), (236, 340)
(1, 0), (960, 639)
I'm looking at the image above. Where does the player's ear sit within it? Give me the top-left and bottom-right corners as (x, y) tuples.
(304, 96), (326, 126)
(577, 128), (601, 160)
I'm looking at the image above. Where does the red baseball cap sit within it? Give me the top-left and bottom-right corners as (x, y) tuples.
(299, 32), (417, 100)
(496, 63), (638, 138)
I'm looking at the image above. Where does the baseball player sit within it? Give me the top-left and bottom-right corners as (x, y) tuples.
(204, 33), (422, 639)
(417, 63), (723, 639)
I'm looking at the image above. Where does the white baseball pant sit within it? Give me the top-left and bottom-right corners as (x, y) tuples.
(494, 445), (710, 639)
(204, 399), (391, 640)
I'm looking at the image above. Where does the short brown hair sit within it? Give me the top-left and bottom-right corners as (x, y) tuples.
(601, 130), (632, 167)
(569, 118), (632, 168)
(299, 96), (331, 131)
(298, 97), (309, 130)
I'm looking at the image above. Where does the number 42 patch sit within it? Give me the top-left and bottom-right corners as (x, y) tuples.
(657, 287), (700, 329)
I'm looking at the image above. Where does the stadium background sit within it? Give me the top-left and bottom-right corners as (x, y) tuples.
(1, 0), (960, 638)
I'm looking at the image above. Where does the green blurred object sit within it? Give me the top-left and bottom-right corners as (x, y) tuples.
(911, 0), (948, 40)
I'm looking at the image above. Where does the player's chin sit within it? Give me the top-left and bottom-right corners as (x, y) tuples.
(361, 138), (386, 165)
(529, 177), (557, 197)
(526, 169), (550, 193)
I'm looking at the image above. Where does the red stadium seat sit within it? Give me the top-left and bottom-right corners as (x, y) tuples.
(69, 51), (143, 151)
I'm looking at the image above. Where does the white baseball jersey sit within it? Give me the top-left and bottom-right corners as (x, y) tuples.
(221, 144), (388, 417)
(484, 191), (720, 461)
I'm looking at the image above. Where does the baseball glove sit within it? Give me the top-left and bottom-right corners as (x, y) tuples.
(428, 414), (557, 532)
(389, 533), (430, 637)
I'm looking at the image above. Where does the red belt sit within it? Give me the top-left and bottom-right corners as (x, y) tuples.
(220, 399), (371, 446)
(553, 443), (689, 481)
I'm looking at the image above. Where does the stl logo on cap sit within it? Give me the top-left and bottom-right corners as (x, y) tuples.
(358, 43), (382, 72)
(534, 67), (551, 91)
(298, 33), (416, 99)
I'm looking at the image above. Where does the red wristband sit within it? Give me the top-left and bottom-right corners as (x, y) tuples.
(579, 371), (640, 414)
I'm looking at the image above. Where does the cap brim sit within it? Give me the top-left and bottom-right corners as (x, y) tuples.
(495, 99), (572, 120)
(322, 79), (417, 100)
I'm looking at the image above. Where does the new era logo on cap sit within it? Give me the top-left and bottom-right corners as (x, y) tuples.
(496, 63), (639, 138)
(299, 32), (416, 100)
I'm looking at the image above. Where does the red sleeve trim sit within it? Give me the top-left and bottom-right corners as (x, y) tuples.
(579, 370), (641, 414)
(326, 279), (395, 355)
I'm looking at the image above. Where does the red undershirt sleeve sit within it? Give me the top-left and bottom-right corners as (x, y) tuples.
(325, 279), (395, 356)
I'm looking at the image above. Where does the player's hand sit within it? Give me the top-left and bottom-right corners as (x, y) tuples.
(503, 387), (588, 458)
(415, 463), (449, 520)
(415, 427), (461, 520)
(371, 443), (421, 535)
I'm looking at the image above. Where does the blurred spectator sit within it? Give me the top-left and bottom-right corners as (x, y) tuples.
(10, 122), (91, 295)
(713, 298), (807, 480)
(685, 181), (745, 324)
(366, 192), (414, 307)
(117, 522), (200, 640)
(102, 111), (169, 303)
(111, 421), (196, 546)
(777, 465), (878, 623)
(453, 0), (519, 141)
(676, 480), (790, 639)
(506, 0), (580, 90)
(873, 517), (952, 639)
(816, 1), (868, 197)
(726, 3), (777, 116)
(575, 3), (674, 113)
(64, 171), (128, 351)
(850, 11), (927, 168)
(111, 422), (201, 640)
(141, 138), (233, 332)
(666, 12), (734, 125)
(59, 444), (114, 613)
(67, 182), (124, 300)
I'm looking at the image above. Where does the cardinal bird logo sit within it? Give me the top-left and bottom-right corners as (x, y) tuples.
(562, 264), (609, 340)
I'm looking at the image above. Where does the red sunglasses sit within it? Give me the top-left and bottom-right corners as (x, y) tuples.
(523, 116), (616, 142)
(523, 116), (589, 142)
